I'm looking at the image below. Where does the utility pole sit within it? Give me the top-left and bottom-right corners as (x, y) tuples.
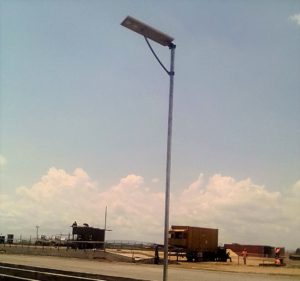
(36, 225), (39, 241)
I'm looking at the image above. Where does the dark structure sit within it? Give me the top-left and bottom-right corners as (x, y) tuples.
(290, 248), (300, 260)
(224, 243), (284, 258)
(7, 234), (14, 244)
(68, 223), (105, 250)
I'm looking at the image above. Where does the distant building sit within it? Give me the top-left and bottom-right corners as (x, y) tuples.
(7, 234), (14, 244)
(68, 223), (105, 250)
(225, 243), (285, 257)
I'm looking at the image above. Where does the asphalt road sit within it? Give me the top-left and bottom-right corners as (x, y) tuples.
(0, 254), (299, 281)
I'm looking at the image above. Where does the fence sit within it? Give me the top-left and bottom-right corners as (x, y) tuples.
(105, 240), (155, 250)
(0, 237), (156, 257)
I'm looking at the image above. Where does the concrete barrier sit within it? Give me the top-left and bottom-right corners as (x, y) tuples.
(0, 273), (36, 280)
(0, 266), (106, 281)
(0, 245), (133, 262)
(0, 263), (150, 281)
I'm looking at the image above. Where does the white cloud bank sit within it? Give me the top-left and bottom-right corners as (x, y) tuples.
(0, 168), (299, 249)
(0, 154), (7, 168)
(289, 13), (300, 26)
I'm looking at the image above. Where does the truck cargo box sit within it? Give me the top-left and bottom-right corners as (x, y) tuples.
(169, 225), (218, 252)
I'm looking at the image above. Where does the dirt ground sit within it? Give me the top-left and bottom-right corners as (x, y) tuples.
(108, 248), (300, 277)
(173, 250), (300, 277)
(2, 245), (300, 277)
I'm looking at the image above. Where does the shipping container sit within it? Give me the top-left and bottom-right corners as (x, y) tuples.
(169, 226), (226, 262)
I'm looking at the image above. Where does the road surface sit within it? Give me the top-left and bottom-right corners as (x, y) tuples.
(0, 254), (299, 281)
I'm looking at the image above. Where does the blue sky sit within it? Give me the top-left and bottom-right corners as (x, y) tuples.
(0, 0), (299, 249)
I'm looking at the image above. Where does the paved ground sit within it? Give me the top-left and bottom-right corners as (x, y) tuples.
(0, 254), (299, 281)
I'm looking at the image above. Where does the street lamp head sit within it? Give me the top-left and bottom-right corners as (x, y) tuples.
(121, 16), (174, 47)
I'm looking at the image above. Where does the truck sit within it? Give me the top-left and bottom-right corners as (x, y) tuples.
(168, 225), (227, 262)
(35, 235), (51, 246)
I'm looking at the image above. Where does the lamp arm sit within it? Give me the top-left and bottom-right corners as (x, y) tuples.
(144, 37), (171, 76)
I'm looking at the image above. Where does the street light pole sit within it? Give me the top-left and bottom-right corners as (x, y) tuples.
(121, 16), (175, 281)
(163, 42), (175, 281)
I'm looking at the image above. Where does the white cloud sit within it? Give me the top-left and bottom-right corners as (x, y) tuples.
(0, 168), (299, 249)
(173, 175), (292, 247)
(289, 13), (300, 26)
(152, 178), (160, 183)
(0, 154), (7, 168)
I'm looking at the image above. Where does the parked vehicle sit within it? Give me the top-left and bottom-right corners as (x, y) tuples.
(35, 235), (52, 246)
(168, 225), (227, 262)
(290, 248), (300, 260)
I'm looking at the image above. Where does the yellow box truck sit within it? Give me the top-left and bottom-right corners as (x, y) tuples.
(169, 225), (227, 262)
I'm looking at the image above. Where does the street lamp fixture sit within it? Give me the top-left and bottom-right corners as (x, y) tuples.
(121, 16), (174, 47)
(121, 16), (176, 281)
